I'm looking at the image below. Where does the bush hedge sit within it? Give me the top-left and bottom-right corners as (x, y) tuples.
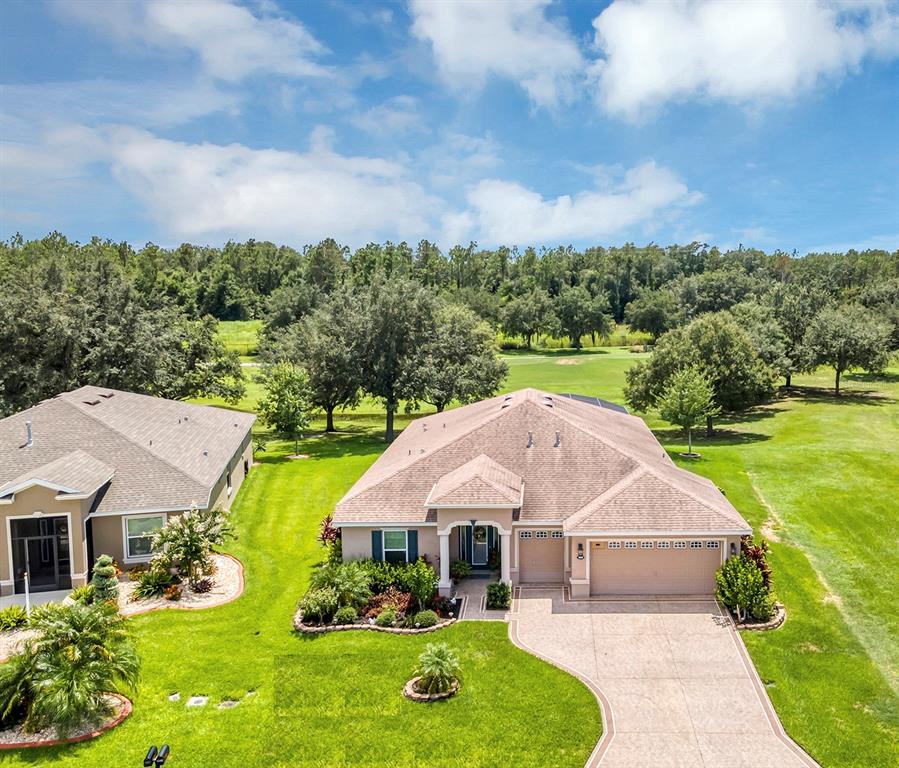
(486, 581), (511, 610)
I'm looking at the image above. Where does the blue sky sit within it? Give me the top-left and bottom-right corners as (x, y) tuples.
(1, 0), (898, 253)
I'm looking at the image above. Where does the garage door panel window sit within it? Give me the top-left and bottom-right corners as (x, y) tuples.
(641, 541), (653, 549)
(674, 541), (687, 549)
(706, 541), (719, 549)
(535, 530), (548, 539)
(551, 531), (563, 539)
(519, 531), (532, 539)
(624, 541), (637, 550)
(690, 541), (703, 549)
(608, 541), (621, 549)
(383, 530), (408, 564)
(658, 541), (670, 549)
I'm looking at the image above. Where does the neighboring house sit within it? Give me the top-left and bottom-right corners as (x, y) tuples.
(333, 388), (751, 597)
(0, 386), (255, 596)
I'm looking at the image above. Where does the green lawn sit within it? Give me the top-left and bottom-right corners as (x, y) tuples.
(4, 433), (599, 767)
(218, 319), (263, 359)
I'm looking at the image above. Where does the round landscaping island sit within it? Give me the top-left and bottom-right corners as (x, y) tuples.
(0, 693), (132, 749)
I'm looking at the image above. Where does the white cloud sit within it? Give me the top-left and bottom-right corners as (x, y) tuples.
(419, 132), (502, 189)
(409, 0), (584, 107)
(591, 0), (899, 120)
(450, 161), (701, 244)
(350, 96), (424, 136)
(52, 0), (330, 82)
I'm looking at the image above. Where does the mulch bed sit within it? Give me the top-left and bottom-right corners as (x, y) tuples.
(402, 676), (459, 702)
(293, 614), (456, 635)
(736, 603), (786, 631)
(0, 693), (131, 749)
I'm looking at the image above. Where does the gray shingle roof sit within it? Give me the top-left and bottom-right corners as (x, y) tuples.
(334, 388), (750, 535)
(425, 454), (523, 507)
(0, 450), (115, 498)
(0, 386), (255, 515)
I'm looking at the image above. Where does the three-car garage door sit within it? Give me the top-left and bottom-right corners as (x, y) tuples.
(590, 539), (723, 595)
(518, 530), (564, 583)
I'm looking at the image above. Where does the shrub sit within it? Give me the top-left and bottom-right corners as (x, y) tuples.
(375, 608), (397, 627)
(741, 536), (772, 590)
(91, 554), (119, 603)
(357, 560), (407, 594)
(413, 610), (439, 628)
(487, 547), (501, 572)
(69, 585), (95, 605)
(191, 578), (213, 594)
(0, 602), (139, 736)
(404, 559), (439, 612)
(485, 581), (511, 610)
(333, 606), (357, 625)
(363, 587), (413, 619)
(414, 642), (460, 694)
(151, 504), (234, 588)
(309, 562), (371, 608)
(716, 554), (771, 622)
(26, 602), (62, 627)
(0, 606), (28, 631)
(298, 587), (338, 625)
(163, 584), (182, 601)
(431, 595), (456, 617)
(449, 560), (471, 582)
(132, 567), (178, 600)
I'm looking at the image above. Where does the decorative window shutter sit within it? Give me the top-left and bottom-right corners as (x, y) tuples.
(487, 526), (495, 550)
(465, 525), (473, 560)
(371, 530), (383, 561)
(407, 530), (418, 563)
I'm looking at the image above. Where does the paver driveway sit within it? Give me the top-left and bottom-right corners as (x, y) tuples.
(508, 589), (818, 768)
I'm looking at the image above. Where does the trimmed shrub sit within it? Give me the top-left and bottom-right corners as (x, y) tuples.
(413, 610), (439, 628)
(357, 560), (408, 594)
(0, 606), (28, 631)
(449, 560), (471, 582)
(375, 608), (397, 627)
(363, 587), (413, 619)
(485, 581), (511, 610)
(414, 642), (460, 694)
(716, 554), (771, 622)
(69, 584), (95, 605)
(333, 606), (357, 625)
(298, 587), (338, 625)
(91, 554), (119, 603)
(309, 562), (371, 608)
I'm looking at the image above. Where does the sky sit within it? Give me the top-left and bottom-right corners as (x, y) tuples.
(1, 0), (898, 254)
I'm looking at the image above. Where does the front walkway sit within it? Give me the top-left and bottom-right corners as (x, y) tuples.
(454, 578), (509, 621)
(508, 588), (819, 768)
(0, 589), (70, 610)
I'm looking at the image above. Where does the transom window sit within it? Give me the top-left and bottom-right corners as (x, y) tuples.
(551, 531), (563, 539)
(519, 530), (532, 539)
(690, 541), (703, 549)
(641, 541), (653, 549)
(535, 530), (548, 539)
(706, 541), (720, 549)
(674, 541), (687, 549)
(624, 541), (637, 550)
(383, 530), (408, 564)
(658, 541), (670, 549)
(608, 541), (621, 549)
(124, 514), (166, 560)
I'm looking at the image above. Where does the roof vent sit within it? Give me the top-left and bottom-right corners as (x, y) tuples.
(527, 431), (533, 448)
(83, 399), (100, 406)
(423, 422), (427, 431)
(202, 450), (208, 457)
(25, 421), (33, 448)
(554, 431), (561, 448)
(99, 392), (115, 399)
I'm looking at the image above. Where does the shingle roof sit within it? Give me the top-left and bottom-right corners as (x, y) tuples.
(0, 450), (115, 498)
(425, 454), (522, 507)
(0, 387), (255, 515)
(334, 388), (751, 535)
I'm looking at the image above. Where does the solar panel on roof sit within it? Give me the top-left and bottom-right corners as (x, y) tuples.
(557, 393), (629, 414)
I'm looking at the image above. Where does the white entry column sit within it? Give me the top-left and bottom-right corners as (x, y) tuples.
(438, 532), (452, 596)
(500, 531), (511, 584)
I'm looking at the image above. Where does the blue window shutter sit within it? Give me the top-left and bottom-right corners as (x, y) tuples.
(487, 526), (495, 550)
(407, 530), (418, 563)
(371, 530), (383, 561)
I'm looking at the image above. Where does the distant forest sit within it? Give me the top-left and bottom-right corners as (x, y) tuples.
(2, 233), (897, 422)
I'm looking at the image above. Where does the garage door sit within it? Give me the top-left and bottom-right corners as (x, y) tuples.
(518, 530), (564, 583)
(590, 539), (722, 595)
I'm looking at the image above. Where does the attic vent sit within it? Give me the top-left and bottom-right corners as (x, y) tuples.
(527, 431), (533, 448)
(99, 392), (115, 399)
(202, 450), (208, 457)
(83, 399), (101, 406)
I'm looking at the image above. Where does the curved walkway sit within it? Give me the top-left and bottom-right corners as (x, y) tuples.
(508, 588), (819, 768)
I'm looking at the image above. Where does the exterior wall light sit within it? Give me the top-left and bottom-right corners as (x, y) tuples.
(576, 543), (584, 560)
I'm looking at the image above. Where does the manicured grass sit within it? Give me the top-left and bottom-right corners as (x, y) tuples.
(3, 433), (599, 767)
(218, 319), (263, 358)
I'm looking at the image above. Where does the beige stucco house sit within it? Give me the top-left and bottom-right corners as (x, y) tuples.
(0, 386), (254, 596)
(333, 388), (751, 597)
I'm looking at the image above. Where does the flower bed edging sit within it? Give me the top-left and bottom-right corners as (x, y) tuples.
(736, 603), (786, 632)
(0, 693), (132, 749)
(402, 676), (459, 702)
(293, 615), (456, 635)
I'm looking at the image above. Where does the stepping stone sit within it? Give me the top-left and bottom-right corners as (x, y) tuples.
(244, 689), (257, 698)
(168, 692), (181, 702)
(218, 700), (239, 709)
(187, 696), (208, 707)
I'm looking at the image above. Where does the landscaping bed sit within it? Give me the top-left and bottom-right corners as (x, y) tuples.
(735, 603), (786, 632)
(295, 615), (456, 634)
(403, 676), (459, 702)
(0, 628), (37, 664)
(0, 694), (131, 749)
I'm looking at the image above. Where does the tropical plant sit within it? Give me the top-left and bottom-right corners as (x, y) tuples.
(191, 578), (213, 594)
(0, 605), (28, 631)
(318, 515), (343, 565)
(0, 602), (139, 735)
(131, 567), (178, 600)
(151, 505), (233, 588)
(741, 537), (773, 590)
(716, 555), (772, 622)
(414, 643), (461, 694)
(69, 584), (96, 605)
(486, 581), (512, 610)
(297, 588), (338, 625)
(309, 562), (371, 608)
(91, 554), (119, 604)
(363, 587), (413, 619)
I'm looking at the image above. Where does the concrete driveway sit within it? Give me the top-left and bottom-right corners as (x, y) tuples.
(508, 589), (818, 768)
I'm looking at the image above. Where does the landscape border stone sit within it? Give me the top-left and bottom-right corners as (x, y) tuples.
(293, 614), (456, 635)
(402, 676), (459, 702)
(736, 603), (786, 632)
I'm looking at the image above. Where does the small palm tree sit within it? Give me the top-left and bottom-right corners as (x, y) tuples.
(0, 602), (139, 735)
(414, 643), (461, 694)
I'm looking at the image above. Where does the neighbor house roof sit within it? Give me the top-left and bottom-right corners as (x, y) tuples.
(334, 388), (750, 535)
(0, 386), (255, 515)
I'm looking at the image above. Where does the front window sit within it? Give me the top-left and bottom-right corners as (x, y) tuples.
(125, 514), (165, 560)
(383, 530), (408, 564)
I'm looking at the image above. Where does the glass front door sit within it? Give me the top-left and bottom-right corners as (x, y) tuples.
(10, 516), (71, 593)
(472, 525), (488, 565)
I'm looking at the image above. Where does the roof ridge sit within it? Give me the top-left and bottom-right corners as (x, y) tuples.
(56, 397), (211, 490)
(563, 466), (647, 530)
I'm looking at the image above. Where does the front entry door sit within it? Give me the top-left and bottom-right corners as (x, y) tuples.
(10, 517), (71, 593)
(472, 525), (488, 565)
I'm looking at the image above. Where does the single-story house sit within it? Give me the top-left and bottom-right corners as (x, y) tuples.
(333, 388), (751, 597)
(0, 386), (255, 596)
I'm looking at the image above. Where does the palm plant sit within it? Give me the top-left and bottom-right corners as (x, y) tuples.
(0, 602), (139, 735)
(151, 504), (234, 587)
(309, 562), (371, 608)
(414, 643), (461, 694)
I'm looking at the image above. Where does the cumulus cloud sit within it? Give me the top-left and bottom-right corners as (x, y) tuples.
(590, 0), (899, 120)
(409, 0), (584, 107)
(52, 0), (330, 82)
(350, 96), (424, 136)
(449, 162), (701, 244)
